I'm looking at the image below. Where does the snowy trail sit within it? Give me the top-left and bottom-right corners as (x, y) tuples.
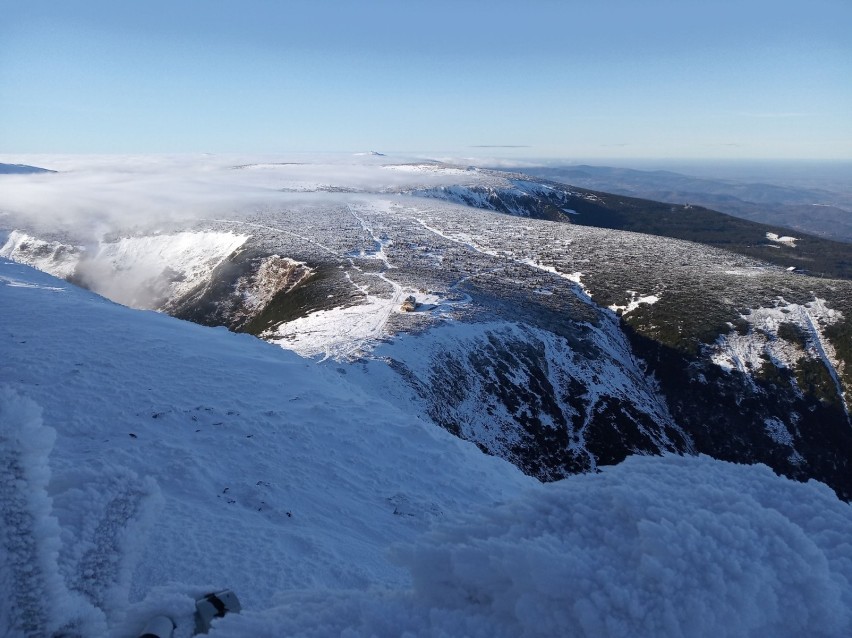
(215, 214), (409, 360)
(445, 267), (505, 306)
(412, 217), (501, 258)
(346, 204), (394, 269)
(265, 204), (415, 361)
(212, 204), (420, 361)
(344, 204), (408, 344)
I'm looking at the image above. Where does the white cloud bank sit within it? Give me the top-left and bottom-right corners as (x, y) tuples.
(0, 153), (502, 242)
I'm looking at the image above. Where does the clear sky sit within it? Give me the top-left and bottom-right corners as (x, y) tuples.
(1, 0), (850, 159)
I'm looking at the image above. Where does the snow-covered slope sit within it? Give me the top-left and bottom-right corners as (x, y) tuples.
(407, 178), (591, 220)
(214, 454), (852, 638)
(1, 230), (248, 310)
(0, 230), (83, 279)
(3, 259), (852, 637)
(0, 258), (531, 635)
(710, 297), (847, 411)
(356, 318), (688, 478)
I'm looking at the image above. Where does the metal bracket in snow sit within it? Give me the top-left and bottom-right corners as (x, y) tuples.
(194, 590), (242, 634)
(138, 615), (176, 638)
(135, 589), (241, 637)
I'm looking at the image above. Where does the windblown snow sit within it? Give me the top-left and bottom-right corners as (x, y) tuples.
(215, 455), (852, 638)
(2, 259), (852, 637)
(80, 231), (249, 308)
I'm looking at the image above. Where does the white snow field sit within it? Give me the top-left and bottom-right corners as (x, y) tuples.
(3, 260), (852, 637)
(0, 258), (531, 636)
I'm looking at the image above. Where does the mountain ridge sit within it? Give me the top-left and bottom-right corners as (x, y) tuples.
(510, 163), (852, 243)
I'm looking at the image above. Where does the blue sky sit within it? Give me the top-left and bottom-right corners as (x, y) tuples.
(1, 0), (850, 159)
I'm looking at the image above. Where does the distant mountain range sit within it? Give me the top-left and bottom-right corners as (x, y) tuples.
(508, 164), (852, 243)
(0, 163), (55, 174)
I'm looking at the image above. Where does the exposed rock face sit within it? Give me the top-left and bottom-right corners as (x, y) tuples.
(374, 318), (690, 481)
(168, 252), (313, 331)
(401, 295), (417, 312)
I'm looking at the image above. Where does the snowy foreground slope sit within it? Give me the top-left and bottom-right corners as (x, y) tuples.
(3, 259), (852, 637)
(0, 258), (532, 634)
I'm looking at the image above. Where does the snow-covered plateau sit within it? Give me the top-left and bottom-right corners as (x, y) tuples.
(2, 154), (852, 635)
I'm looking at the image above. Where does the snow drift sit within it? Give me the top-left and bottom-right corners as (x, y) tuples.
(216, 455), (852, 638)
(0, 387), (107, 636)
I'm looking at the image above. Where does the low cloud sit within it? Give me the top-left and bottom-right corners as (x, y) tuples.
(0, 153), (473, 242)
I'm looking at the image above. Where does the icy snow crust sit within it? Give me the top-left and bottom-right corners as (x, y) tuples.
(0, 388), (106, 635)
(3, 260), (852, 637)
(215, 455), (852, 638)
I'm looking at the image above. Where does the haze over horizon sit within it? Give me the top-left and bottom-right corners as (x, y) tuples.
(2, 0), (850, 160)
